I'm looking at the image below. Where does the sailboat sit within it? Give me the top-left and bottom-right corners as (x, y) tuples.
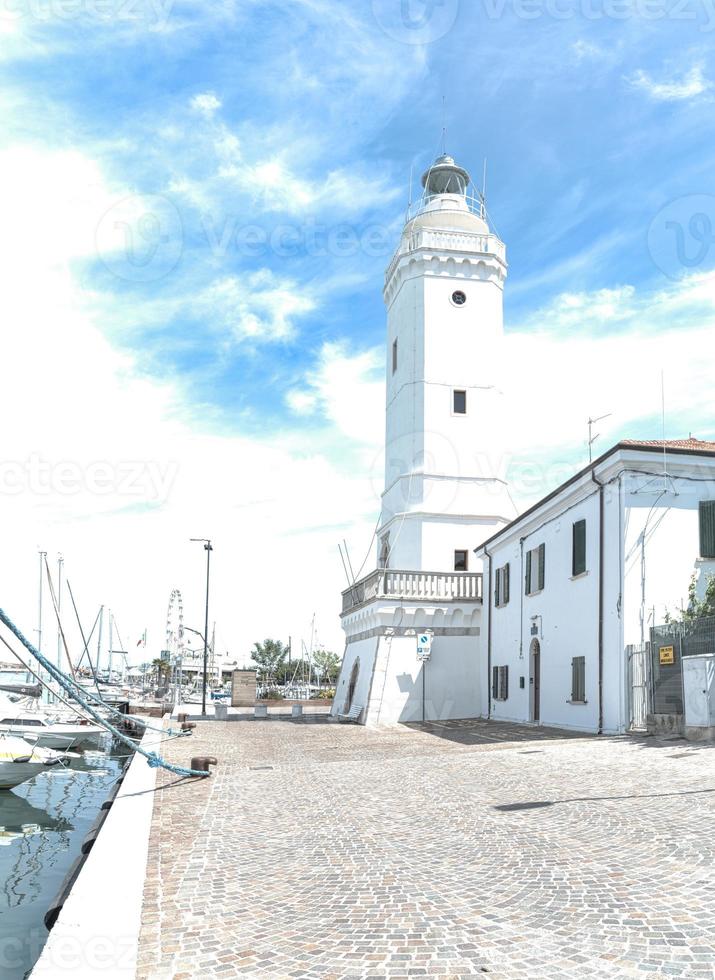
(0, 695), (104, 750)
(0, 734), (68, 790)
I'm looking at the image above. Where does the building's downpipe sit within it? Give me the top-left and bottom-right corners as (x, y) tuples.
(483, 545), (493, 720)
(591, 471), (605, 735)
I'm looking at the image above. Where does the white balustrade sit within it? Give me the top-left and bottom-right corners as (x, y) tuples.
(342, 568), (483, 613)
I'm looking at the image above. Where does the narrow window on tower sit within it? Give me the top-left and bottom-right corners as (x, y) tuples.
(453, 389), (467, 415)
(392, 339), (398, 375)
(454, 550), (468, 572)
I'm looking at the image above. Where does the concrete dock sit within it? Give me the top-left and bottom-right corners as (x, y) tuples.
(136, 713), (715, 979)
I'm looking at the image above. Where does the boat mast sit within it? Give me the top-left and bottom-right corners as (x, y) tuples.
(96, 606), (104, 683)
(37, 551), (47, 703)
(56, 554), (64, 681)
(107, 609), (114, 683)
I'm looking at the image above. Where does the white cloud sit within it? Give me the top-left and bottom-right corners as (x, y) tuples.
(571, 40), (605, 63)
(190, 92), (222, 117)
(197, 271), (316, 343)
(286, 341), (384, 444)
(628, 65), (711, 102)
(500, 274), (715, 504)
(0, 143), (378, 663)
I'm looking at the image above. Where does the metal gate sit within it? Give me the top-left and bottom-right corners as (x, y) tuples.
(626, 643), (650, 732)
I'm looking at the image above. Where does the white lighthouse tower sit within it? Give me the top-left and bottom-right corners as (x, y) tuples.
(332, 153), (515, 726)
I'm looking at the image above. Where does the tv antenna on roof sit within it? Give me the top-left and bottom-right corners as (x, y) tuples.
(588, 413), (612, 463)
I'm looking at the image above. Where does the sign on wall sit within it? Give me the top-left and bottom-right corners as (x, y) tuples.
(659, 645), (675, 666)
(416, 632), (433, 661)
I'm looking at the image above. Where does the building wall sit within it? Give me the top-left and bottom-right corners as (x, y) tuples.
(331, 637), (379, 720)
(379, 243), (512, 573)
(622, 471), (715, 647)
(367, 631), (482, 724)
(334, 599), (483, 725)
(482, 453), (715, 736)
(486, 488), (604, 733)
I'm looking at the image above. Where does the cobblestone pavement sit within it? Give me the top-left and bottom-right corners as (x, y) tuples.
(137, 715), (715, 980)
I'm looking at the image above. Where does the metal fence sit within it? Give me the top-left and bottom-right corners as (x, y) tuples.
(626, 643), (650, 731)
(650, 616), (715, 716)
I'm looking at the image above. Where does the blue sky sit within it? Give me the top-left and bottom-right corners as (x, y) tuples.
(1, 0), (714, 657)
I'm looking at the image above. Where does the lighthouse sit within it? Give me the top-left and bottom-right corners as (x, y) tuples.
(333, 153), (515, 726)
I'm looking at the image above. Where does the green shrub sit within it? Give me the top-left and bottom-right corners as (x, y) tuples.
(262, 689), (283, 701)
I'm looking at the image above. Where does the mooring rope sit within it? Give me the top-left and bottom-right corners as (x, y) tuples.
(0, 627), (189, 740)
(0, 608), (211, 778)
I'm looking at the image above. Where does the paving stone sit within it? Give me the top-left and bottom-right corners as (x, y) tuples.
(136, 715), (715, 979)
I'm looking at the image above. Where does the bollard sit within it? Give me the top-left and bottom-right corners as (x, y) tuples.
(291, 704), (303, 718)
(190, 756), (217, 773)
(181, 721), (196, 732)
(177, 713), (188, 723)
(254, 705), (268, 719)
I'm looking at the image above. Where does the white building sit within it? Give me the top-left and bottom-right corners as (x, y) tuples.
(475, 439), (715, 734)
(331, 149), (715, 734)
(332, 154), (516, 725)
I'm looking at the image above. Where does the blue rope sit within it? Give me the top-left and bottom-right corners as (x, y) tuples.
(0, 608), (211, 779)
(63, 675), (189, 738)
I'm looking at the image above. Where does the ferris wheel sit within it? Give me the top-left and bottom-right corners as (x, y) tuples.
(165, 589), (186, 661)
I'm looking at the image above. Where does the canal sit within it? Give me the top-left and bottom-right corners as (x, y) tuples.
(0, 736), (128, 978)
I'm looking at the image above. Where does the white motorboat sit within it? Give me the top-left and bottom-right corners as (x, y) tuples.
(0, 698), (104, 750)
(0, 735), (68, 790)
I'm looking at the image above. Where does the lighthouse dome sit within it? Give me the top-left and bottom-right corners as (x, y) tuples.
(403, 154), (490, 237)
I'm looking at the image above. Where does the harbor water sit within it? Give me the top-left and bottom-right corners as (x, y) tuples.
(0, 736), (127, 978)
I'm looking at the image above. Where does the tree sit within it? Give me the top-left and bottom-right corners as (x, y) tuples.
(665, 573), (715, 626)
(152, 657), (171, 685)
(250, 639), (288, 686)
(312, 649), (342, 684)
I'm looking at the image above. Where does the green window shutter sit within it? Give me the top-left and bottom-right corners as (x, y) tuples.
(571, 657), (585, 701)
(571, 658), (577, 701)
(538, 543), (546, 591)
(494, 568), (500, 607)
(525, 550), (532, 594)
(572, 520), (587, 576)
(700, 501), (715, 559)
(492, 666), (498, 700)
(504, 563), (510, 604)
(503, 666), (509, 700)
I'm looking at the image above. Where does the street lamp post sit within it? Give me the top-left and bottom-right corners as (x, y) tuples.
(190, 538), (213, 715)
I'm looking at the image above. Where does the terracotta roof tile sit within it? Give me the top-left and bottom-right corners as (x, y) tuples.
(620, 437), (715, 451)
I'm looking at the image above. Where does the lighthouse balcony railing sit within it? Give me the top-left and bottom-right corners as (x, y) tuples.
(341, 568), (483, 615)
(387, 228), (506, 283)
(404, 189), (487, 223)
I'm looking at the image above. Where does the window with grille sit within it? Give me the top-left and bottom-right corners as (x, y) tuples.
(571, 656), (586, 702)
(495, 563), (510, 607)
(525, 543), (545, 595)
(572, 519), (587, 576)
(700, 501), (715, 559)
(492, 665), (509, 701)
